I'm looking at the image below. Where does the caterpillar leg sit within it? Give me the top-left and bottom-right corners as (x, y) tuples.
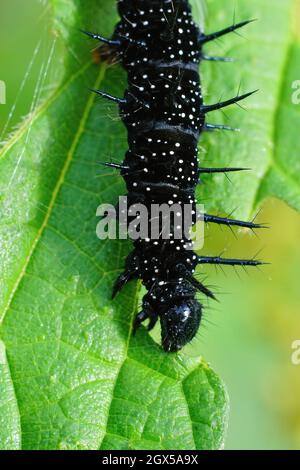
(112, 270), (136, 299)
(112, 252), (140, 299)
(133, 303), (158, 334)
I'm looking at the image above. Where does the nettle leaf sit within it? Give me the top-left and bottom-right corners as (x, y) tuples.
(254, 42), (300, 212)
(0, 0), (228, 451)
(192, 0), (299, 219)
(0, 341), (20, 450)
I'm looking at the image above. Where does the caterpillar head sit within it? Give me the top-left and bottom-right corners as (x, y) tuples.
(160, 299), (202, 352)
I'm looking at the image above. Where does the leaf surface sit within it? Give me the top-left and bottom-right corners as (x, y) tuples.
(0, 0), (228, 450)
(194, 0), (298, 218)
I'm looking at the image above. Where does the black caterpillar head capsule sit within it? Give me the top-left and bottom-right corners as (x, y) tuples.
(160, 299), (202, 352)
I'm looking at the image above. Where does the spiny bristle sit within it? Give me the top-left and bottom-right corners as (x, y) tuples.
(205, 123), (240, 132)
(80, 29), (120, 46)
(198, 167), (250, 174)
(90, 89), (126, 104)
(201, 90), (258, 114)
(199, 19), (257, 44)
(197, 256), (268, 267)
(204, 213), (268, 229)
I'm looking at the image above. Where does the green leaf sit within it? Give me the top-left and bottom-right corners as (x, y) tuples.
(192, 0), (298, 219)
(0, 341), (21, 450)
(254, 43), (300, 212)
(0, 0), (228, 450)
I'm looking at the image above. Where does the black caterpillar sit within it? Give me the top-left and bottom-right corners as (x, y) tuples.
(83, 0), (264, 352)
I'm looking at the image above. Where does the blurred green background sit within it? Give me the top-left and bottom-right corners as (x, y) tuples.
(1, 0), (300, 450)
